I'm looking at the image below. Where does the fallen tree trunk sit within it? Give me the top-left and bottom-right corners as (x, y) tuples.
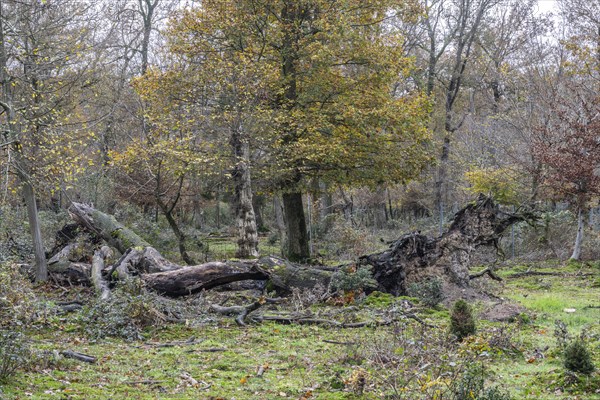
(359, 194), (534, 295)
(92, 246), (113, 300)
(64, 195), (531, 298)
(69, 202), (152, 254)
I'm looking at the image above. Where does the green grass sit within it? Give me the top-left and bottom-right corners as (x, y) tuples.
(1, 260), (599, 399)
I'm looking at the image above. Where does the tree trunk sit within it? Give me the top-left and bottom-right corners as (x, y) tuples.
(360, 195), (532, 295)
(22, 180), (48, 281)
(273, 195), (286, 252)
(0, 7), (47, 281)
(282, 192), (310, 262)
(231, 128), (259, 258)
(68, 202), (152, 253)
(157, 199), (195, 265)
(570, 207), (585, 261)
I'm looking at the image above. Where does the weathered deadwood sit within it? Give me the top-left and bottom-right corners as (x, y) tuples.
(92, 246), (113, 301)
(56, 301), (84, 314)
(257, 315), (395, 328)
(359, 194), (534, 295)
(137, 337), (204, 348)
(109, 247), (180, 281)
(68, 202), (151, 254)
(210, 297), (285, 326)
(48, 261), (91, 285)
(143, 261), (269, 296)
(507, 270), (561, 278)
(65, 196), (528, 299)
(61, 350), (96, 363)
(469, 267), (502, 281)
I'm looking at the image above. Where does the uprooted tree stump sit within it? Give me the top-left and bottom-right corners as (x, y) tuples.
(53, 195), (533, 299)
(359, 194), (533, 295)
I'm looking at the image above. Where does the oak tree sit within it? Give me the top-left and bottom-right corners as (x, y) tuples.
(167, 0), (433, 261)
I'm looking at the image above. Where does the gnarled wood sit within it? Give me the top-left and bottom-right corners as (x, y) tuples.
(92, 246), (113, 300)
(360, 195), (534, 295)
(65, 196), (530, 298)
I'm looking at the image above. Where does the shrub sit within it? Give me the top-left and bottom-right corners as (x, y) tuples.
(450, 300), (476, 341)
(0, 330), (30, 382)
(564, 339), (595, 375)
(330, 265), (377, 293)
(81, 278), (167, 341)
(407, 277), (443, 307)
(554, 319), (571, 350)
(0, 263), (38, 328)
(452, 364), (512, 400)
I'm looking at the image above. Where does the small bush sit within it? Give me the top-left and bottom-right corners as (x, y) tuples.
(0, 263), (39, 328)
(0, 330), (30, 382)
(450, 300), (476, 341)
(407, 277), (443, 307)
(564, 339), (595, 375)
(330, 265), (377, 293)
(81, 278), (167, 341)
(554, 319), (571, 350)
(452, 364), (512, 400)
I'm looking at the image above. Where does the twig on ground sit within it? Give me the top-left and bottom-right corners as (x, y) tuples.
(469, 267), (502, 281)
(61, 350), (96, 363)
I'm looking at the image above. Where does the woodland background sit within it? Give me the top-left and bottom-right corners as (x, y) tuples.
(0, 0), (599, 272)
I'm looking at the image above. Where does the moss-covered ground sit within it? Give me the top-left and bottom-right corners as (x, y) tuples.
(1, 260), (599, 399)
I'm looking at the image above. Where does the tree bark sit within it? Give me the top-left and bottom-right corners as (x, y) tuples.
(282, 192), (310, 262)
(230, 127), (259, 258)
(360, 194), (532, 295)
(66, 196), (530, 299)
(570, 207), (585, 260)
(23, 181), (48, 281)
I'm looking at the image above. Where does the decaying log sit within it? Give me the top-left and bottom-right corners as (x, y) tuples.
(144, 261), (269, 297)
(69, 202), (152, 253)
(359, 194), (534, 295)
(63, 195), (529, 299)
(210, 297), (285, 326)
(61, 350), (96, 363)
(92, 246), (113, 300)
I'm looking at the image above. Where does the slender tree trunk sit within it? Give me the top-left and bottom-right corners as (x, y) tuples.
(282, 192), (310, 262)
(434, 134), (451, 235)
(231, 127), (259, 259)
(273, 195), (286, 253)
(570, 207), (585, 261)
(139, 0), (158, 75)
(22, 180), (47, 281)
(157, 200), (195, 265)
(0, 5), (46, 281)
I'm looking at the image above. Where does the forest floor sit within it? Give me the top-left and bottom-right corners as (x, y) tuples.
(1, 260), (599, 399)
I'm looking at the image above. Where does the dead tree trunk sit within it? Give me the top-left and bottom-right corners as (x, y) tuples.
(66, 196), (531, 298)
(359, 195), (532, 295)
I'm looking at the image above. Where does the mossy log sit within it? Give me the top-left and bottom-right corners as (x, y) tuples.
(65, 196), (530, 298)
(69, 202), (151, 253)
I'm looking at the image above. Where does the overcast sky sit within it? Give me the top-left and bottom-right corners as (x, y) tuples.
(536, 0), (558, 15)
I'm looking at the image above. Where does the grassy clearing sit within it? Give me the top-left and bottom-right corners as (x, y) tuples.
(0, 260), (599, 399)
